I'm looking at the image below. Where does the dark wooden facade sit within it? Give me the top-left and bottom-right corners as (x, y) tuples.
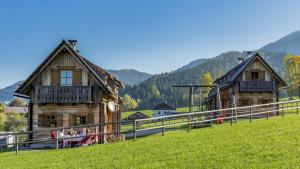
(15, 40), (123, 142)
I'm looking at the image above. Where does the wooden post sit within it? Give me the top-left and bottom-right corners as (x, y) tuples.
(94, 126), (98, 144)
(162, 118), (165, 136)
(133, 120), (137, 140)
(297, 101), (299, 115)
(56, 131), (59, 150)
(282, 103), (285, 117)
(15, 133), (19, 155)
(210, 113), (213, 128)
(250, 107), (252, 122)
(266, 105), (269, 120)
(230, 108), (233, 125)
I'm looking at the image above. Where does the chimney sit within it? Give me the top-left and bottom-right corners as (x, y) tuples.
(237, 57), (244, 64)
(67, 40), (77, 50)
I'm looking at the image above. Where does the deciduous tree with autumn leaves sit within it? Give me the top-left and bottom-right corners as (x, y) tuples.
(283, 55), (300, 98)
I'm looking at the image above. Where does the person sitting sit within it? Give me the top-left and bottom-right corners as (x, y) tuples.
(80, 128), (87, 137)
(58, 129), (65, 138)
(68, 129), (76, 137)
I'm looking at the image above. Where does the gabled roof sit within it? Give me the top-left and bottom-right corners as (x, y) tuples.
(153, 102), (176, 110)
(207, 53), (287, 100)
(15, 40), (123, 98)
(122, 112), (150, 121)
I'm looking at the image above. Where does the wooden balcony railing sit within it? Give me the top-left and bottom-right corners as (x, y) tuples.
(239, 81), (275, 92)
(36, 86), (92, 104)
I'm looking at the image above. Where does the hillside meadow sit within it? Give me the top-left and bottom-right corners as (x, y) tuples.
(0, 113), (300, 169)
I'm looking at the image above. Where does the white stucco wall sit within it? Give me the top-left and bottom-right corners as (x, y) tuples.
(153, 109), (174, 117)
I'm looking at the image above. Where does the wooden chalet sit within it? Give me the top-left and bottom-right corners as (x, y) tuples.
(15, 40), (123, 142)
(207, 53), (287, 114)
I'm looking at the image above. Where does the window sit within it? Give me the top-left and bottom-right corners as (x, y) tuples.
(75, 116), (87, 125)
(251, 72), (259, 80)
(60, 70), (73, 86)
(158, 111), (161, 115)
(46, 115), (57, 127)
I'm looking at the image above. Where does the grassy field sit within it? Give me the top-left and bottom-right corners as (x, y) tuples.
(1, 112), (300, 169)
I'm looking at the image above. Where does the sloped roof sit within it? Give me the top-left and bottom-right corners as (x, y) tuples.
(153, 102), (176, 110)
(15, 40), (123, 98)
(207, 53), (287, 100)
(123, 112), (150, 121)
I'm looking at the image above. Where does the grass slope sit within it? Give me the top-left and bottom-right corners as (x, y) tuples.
(1, 114), (300, 169)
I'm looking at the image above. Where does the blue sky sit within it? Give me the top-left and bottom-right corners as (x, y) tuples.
(0, 0), (300, 88)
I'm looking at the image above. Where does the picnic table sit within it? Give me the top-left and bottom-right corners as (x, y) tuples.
(61, 135), (87, 148)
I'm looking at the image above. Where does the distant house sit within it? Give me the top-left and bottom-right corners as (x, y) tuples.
(152, 102), (176, 117)
(4, 106), (28, 116)
(207, 53), (287, 114)
(122, 112), (149, 122)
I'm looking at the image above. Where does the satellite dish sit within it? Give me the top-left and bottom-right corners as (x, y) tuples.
(108, 101), (116, 112)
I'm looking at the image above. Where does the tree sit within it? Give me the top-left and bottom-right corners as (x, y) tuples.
(283, 55), (300, 98)
(122, 94), (138, 111)
(3, 113), (27, 131)
(9, 98), (26, 107)
(0, 103), (4, 113)
(0, 103), (5, 131)
(201, 72), (213, 98)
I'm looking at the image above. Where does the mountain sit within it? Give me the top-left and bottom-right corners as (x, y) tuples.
(121, 49), (291, 109)
(107, 69), (152, 86)
(175, 58), (208, 71)
(121, 51), (243, 109)
(261, 30), (300, 54)
(0, 81), (23, 103)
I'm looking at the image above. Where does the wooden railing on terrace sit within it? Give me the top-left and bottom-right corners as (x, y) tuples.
(239, 80), (275, 92)
(36, 85), (92, 104)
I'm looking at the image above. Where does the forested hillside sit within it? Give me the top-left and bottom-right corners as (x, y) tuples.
(121, 51), (242, 109)
(121, 50), (289, 109)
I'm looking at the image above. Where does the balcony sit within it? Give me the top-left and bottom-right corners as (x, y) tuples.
(239, 81), (275, 92)
(36, 85), (92, 104)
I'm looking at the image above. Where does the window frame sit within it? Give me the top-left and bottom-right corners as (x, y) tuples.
(251, 71), (259, 80)
(60, 70), (73, 86)
(45, 115), (57, 127)
(75, 115), (87, 126)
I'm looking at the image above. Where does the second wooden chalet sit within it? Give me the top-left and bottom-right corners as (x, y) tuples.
(207, 53), (287, 111)
(15, 40), (123, 143)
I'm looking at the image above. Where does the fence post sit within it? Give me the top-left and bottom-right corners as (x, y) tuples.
(297, 101), (299, 115)
(188, 115), (191, 132)
(15, 133), (19, 155)
(133, 120), (137, 140)
(210, 113), (213, 128)
(94, 126), (98, 144)
(266, 105), (269, 120)
(231, 108), (233, 125)
(162, 118), (165, 136)
(250, 107), (252, 122)
(282, 103), (285, 117)
(56, 131), (59, 150)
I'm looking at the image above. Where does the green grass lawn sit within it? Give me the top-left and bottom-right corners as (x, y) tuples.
(1, 113), (300, 169)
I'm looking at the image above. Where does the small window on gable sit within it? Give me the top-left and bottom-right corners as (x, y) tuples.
(60, 70), (73, 86)
(251, 72), (259, 80)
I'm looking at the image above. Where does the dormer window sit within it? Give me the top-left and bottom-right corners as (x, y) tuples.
(60, 70), (73, 86)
